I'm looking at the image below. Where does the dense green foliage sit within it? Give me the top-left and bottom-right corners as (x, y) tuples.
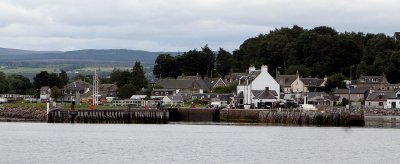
(230, 25), (400, 83)
(33, 71), (69, 89)
(213, 82), (238, 93)
(109, 61), (148, 99)
(153, 45), (216, 78)
(50, 86), (63, 100)
(0, 71), (35, 95)
(154, 25), (400, 84)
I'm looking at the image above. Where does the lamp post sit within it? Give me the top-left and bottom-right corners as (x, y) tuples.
(211, 68), (216, 78)
(275, 67), (281, 78)
(347, 65), (354, 111)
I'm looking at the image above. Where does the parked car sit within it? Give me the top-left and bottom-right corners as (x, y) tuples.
(0, 97), (8, 104)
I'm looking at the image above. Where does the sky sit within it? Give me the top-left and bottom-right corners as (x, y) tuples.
(0, 0), (399, 52)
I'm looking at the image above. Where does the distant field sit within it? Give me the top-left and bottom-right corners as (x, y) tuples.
(77, 66), (131, 72)
(0, 67), (60, 74)
(0, 66), (131, 74)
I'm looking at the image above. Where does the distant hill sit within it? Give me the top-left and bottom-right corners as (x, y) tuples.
(0, 47), (179, 65)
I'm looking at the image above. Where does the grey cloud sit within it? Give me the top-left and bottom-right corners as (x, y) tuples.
(0, 0), (399, 51)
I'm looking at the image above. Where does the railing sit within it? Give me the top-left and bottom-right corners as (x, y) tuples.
(111, 99), (161, 107)
(0, 94), (34, 101)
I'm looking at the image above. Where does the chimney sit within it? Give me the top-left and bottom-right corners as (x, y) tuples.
(265, 87), (269, 96)
(261, 65), (268, 72)
(249, 66), (256, 73)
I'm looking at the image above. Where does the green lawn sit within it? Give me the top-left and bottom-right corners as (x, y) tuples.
(0, 102), (47, 110)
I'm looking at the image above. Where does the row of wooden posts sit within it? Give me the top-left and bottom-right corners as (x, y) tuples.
(47, 109), (169, 124)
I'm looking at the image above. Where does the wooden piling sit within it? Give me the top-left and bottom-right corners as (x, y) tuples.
(47, 109), (169, 124)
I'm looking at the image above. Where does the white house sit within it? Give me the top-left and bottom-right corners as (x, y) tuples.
(162, 95), (184, 106)
(387, 90), (400, 109)
(291, 76), (327, 93)
(40, 86), (51, 101)
(236, 65), (280, 108)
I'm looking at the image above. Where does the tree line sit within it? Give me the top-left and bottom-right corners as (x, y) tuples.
(0, 70), (69, 96)
(153, 25), (400, 92)
(0, 61), (148, 100)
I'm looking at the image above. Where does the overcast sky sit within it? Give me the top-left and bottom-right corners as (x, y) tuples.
(0, 0), (399, 52)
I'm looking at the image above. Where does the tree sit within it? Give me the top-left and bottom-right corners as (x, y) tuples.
(131, 61), (148, 90)
(33, 71), (50, 89)
(7, 74), (33, 95)
(153, 54), (178, 78)
(50, 86), (63, 101)
(285, 65), (310, 77)
(215, 48), (233, 77)
(324, 73), (346, 93)
(0, 71), (9, 94)
(110, 69), (131, 87)
(213, 82), (238, 93)
(117, 84), (137, 99)
(59, 70), (69, 87)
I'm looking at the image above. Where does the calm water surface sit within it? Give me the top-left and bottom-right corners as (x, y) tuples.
(0, 122), (399, 164)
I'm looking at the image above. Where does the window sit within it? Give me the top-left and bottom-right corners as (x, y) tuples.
(369, 102), (371, 106)
(155, 92), (159, 96)
(379, 102), (383, 106)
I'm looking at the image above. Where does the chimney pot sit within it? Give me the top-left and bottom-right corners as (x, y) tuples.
(265, 87), (269, 96)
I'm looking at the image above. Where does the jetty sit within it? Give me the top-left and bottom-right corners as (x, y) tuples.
(47, 108), (168, 124)
(46, 106), (364, 126)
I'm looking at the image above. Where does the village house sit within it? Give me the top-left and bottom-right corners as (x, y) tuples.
(99, 84), (118, 102)
(252, 88), (278, 108)
(276, 71), (298, 93)
(387, 90), (400, 109)
(365, 90), (393, 108)
(236, 65), (280, 108)
(162, 95), (184, 106)
(156, 76), (226, 93)
(306, 92), (339, 107)
(151, 89), (176, 99)
(61, 80), (92, 103)
(334, 88), (369, 103)
(291, 76), (327, 93)
(224, 72), (247, 85)
(40, 86), (51, 102)
(355, 75), (400, 91)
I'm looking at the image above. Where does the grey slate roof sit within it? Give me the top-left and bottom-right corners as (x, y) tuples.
(167, 95), (184, 102)
(335, 88), (369, 94)
(63, 80), (91, 91)
(276, 75), (297, 87)
(203, 78), (223, 89)
(300, 78), (325, 87)
(99, 84), (118, 92)
(157, 79), (195, 89)
(366, 91), (394, 101)
(252, 90), (278, 100)
(357, 75), (388, 84)
(40, 86), (50, 91)
(306, 92), (329, 99)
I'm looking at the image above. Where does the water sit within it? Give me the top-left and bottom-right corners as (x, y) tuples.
(1, 122), (400, 164)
